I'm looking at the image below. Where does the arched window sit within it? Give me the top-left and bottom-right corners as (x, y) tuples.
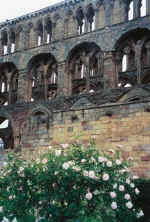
(37, 21), (43, 46)
(76, 7), (85, 34)
(45, 18), (52, 43)
(141, 0), (146, 17)
(128, 1), (134, 20)
(0, 138), (4, 151)
(67, 43), (103, 95)
(1, 31), (8, 55)
(86, 4), (95, 32)
(10, 30), (16, 53)
(122, 55), (128, 72)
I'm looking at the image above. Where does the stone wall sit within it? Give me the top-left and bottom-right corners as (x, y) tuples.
(19, 100), (150, 178)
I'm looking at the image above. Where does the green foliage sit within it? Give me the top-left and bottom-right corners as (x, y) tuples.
(0, 142), (144, 222)
(134, 179), (150, 222)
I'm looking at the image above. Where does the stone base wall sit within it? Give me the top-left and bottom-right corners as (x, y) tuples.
(20, 101), (150, 178)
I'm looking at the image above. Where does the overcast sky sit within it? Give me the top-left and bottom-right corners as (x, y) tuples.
(0, 0), (147, 23)
(0, 0), (62, 23)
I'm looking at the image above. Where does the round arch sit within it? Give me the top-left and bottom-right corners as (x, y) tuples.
(26, 53), (58, 102)
(0, 62), (18, 105)
(113, 28), (150, 87)
(20, 105), (52, 147)
(66, 42), (103, 95)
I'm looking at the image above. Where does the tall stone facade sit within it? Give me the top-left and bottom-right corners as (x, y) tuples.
(0, 0), (150, 176)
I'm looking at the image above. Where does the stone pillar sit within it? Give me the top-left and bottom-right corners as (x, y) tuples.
(145, 41), (150, 65)
(114, 52), (122, 87)
(120, 1), (129, 22)
(103, 0), (114, 26)
(68, 16), (78, 37)
(133, 0), (141, 18)
(57, 62), (68, 96)
(0, 36), (3, 55)
(7, 31), (11, 54)
(146, 0), (150, 15)
(17, 69), (28, 103)
(103, 52), (116, 88)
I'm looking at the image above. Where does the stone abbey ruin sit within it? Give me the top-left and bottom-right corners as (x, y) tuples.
(0, 0), (150, 176)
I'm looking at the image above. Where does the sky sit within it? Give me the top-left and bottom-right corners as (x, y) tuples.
(0, 0), (62, 23)
(0, 0), (147, 23)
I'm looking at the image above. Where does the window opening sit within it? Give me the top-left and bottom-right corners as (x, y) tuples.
(122, 55), (128, 72)
(141, 0), (146, 17)
(128, 1), (134, 20)
(11, 43), (15, 53)
(3, 45), (8, 55)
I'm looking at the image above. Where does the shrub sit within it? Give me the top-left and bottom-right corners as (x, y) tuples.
(0, 141), (144, 222)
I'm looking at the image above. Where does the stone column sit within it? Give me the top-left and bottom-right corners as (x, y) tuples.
(17, 69), (28, 103)
(0, 35), (3, 56)
(120, 1), (129, 22)
(103, 0), (114, 26)
(57, 62), (68, 96)
(145, 41), (150, 66)
(103, 52), (116, 88)
(7, 31), (11, 54)
(133, 0), (141, 18)
(114, 52), (122, 87)
(146, 0), (150, 15)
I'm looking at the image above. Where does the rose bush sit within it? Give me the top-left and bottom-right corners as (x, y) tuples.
(0, 141), (144, 222)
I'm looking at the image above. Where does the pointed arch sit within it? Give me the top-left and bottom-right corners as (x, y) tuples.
(86, 4), (95, 32)
(27, 53), (58, 101)
(76, 7), (85, 34)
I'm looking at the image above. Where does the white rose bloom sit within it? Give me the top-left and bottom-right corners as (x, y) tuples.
(126, 201), (133, 209)
(9, 195), (13, 200)
(135, 188), (140, 195)
(126, 178), (131, 184)
(98, 157), (105, 163)
(68, 161), (75, 166)
(124, 194), (131, 200)
(89, 171), (95, 179)
(55, 150), (61, 156)
(3, 162), (8, 167)
(90, 157), (96, 162)
(110, 192), (117, 198)
(36, 159), (40, 164)
(61, 144), (69, 149)
(93, 190), (99, 195)
(72, 166), (80, 172)
(83, 170), (89, 177)
(81, 159), (86, 163)
(116, 159), (122, 165)
(85, 192), (93, 200)
(62, 162), (69, 170)
(107, 161), (112, 167)
(19, 167), (24, 172)
(2, 217), (9, 222)
(103, 173), (109, 181)
(113, 183), (117, 189)
(120, 169), (126, 174)
(111, 202), (117, 210)
(119, 185), (125, 191)
(130, 183), (135, 188)
(137, 210), (144, 218)
(133, 175), (139, 180)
